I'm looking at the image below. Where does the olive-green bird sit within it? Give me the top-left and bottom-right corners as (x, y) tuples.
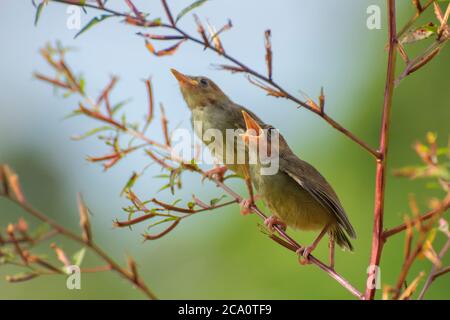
(171, 69), (356, 261)
(171, 68), (265, 206)
(241, 110), (356, 262)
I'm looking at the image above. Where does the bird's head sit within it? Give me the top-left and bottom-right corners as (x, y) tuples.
(241, 110), (279, 161)
(171, 69), (230, 109)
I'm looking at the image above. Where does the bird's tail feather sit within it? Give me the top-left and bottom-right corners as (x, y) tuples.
(329, 226), (354, 251)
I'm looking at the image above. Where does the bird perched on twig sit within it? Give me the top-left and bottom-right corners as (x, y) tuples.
(171, 69), (356, 264)
(241, 110), (356, 265)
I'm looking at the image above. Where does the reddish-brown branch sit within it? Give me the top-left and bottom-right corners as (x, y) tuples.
(124, 0), (144, 21)
(433, 265), (450, 278)
(207, 177), (363, 299)
(396, 0), (434, 39)
(383, 195), (450, 239)
(34, 73), (74, 91)
(365, 0), (398, 300)
(170, 26), (379, 158)
(161, 0), (176, 26)
(47, 0), (378, 159)
(418, 236), (450, 299)
(392, 241), (423, 299)
(143, 218), (180, 240)
(114, 197), (238, 227)
(34, 0), (406, 300)
(145, 78), (154, 124)
(0, 194), (157, 300)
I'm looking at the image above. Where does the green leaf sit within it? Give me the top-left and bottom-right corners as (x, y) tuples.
(63, 109), (83, 120)
(34, 2), (46, 26)
(437, 147), (448, 156)
(175, 0), (209, 23)
(74, 14), (113, 39)
(111, 99), (132, 115)
(147, 217), (178, 229)
(158, 183), (172, 193)
(72, 248), (86, 267)
(172, 198), (182, 206)
(154, 174), (170, 179)
(71, 126), (113, 141)
(210, 195), (226, 207)
(79, 77), (86, 94)
(31, 223), (50, 239)
(400, 23), (437, 44)
(120, 172), (139, 196)
(0, 248), (15, 264)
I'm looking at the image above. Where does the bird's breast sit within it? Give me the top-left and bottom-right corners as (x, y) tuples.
(253, 169), (336, 231)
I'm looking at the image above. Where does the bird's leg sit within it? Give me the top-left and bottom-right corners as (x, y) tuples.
(239, 164), (255, 215)
(264, 215), (287, 232)
(297, 224), (330, 265)
(204, 165), (227, 182)
(329, 235), (335, 270)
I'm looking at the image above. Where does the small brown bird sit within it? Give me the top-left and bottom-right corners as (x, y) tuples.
(241, 110), (356, 263)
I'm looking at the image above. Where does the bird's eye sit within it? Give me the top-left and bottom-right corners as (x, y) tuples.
(199, 78), (208, 86)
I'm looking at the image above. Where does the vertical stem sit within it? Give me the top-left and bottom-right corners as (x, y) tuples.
(365, 0), (397, 300)
(161, 0), (176, 26)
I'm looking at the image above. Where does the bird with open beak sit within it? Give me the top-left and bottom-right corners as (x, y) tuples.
(241, 110), (356, 264)
(171, 69), (266, 212)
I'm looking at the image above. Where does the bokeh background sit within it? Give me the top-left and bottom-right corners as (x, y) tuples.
(0, 0), (449, 299)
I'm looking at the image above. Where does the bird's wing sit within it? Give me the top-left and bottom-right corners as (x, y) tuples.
(280, 154), (356, 238)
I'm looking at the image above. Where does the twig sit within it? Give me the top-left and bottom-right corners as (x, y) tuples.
(418, 237), (450, 299)
(383, 195), (450, 239)
(161, 0), (176, 27)
(0, 193), (157, 300)
(47, 0), (379, 159)
(365, 0), (398, 300)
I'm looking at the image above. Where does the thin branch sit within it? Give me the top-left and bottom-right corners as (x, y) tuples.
(418, 236), (450, 299)
(396, 0), (434, 39)
(383, 195), (450, 238)
(365, 0), (398, 300)
(0, 194), (157, 300)
(47, 0), (379, 159)
(161, 0), (176, 27)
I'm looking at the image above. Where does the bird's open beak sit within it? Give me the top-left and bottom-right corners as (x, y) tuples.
(241, 110), (263, 144)
(170, 69), (198, 86)
(242, 111), (262, 134)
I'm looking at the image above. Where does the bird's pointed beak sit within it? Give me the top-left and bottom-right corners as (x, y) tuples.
(170, 69), (198, 86)
(242, 110), (262, 133)
(241, 110), (263, 144)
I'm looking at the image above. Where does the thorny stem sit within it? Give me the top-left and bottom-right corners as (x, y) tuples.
(0, 195), (157, 300)
(365, 0), (397, 300)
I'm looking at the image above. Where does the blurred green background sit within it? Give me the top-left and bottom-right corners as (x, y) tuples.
(0, 0), (449, 299)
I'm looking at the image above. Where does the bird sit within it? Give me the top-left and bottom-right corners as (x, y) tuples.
(171, 69), (355, 263)
(240, 110), (356, 264)
(171, 68), (266, 209)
